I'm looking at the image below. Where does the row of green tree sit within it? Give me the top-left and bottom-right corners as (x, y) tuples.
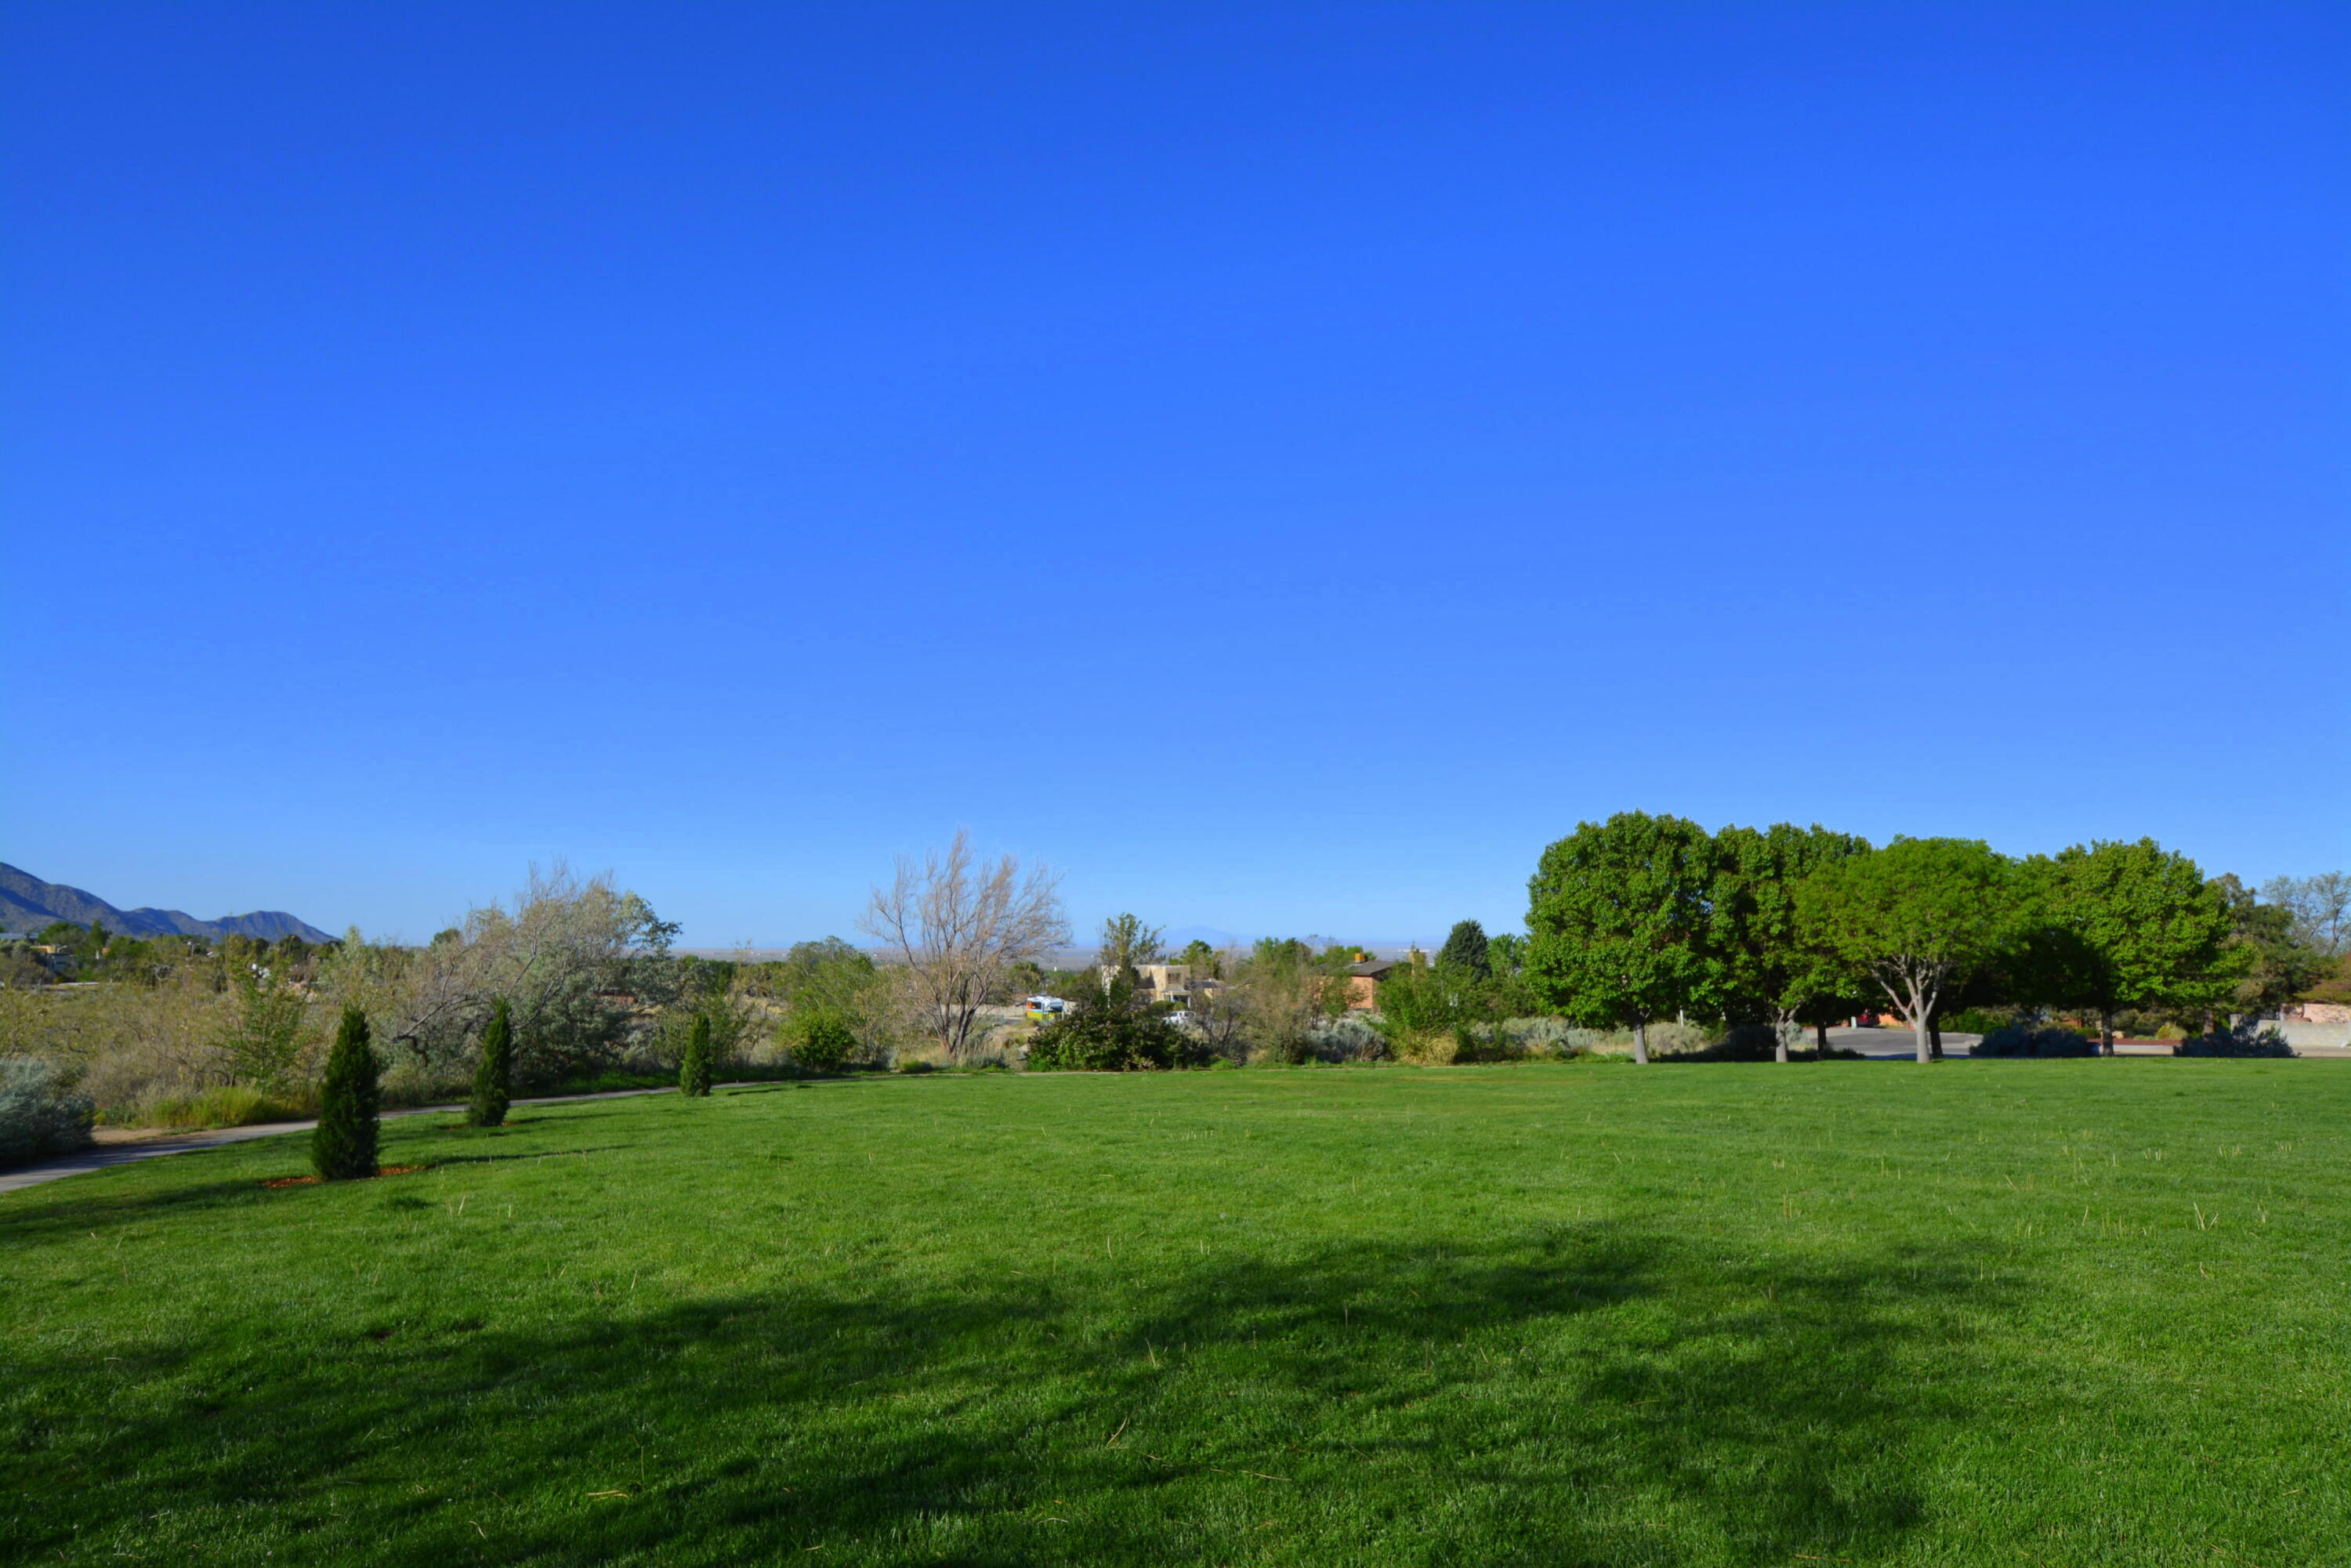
(4, 923), (331, 990)
(1506, 813), (2334, 1064)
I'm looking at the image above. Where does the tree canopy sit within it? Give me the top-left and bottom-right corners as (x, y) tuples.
(1525, 811), (1715, 1063)
(2026, 839), (2235, 1051)
(1708, 823), (1873, 1059)
(1795, 837), (2015, 1063)
(1435, 920), (1491, 979)
(1096, 913), (1165, 972)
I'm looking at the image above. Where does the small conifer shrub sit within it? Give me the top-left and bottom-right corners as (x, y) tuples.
(312, 1005), (382, 1180)
(469, 998), (513, 1127)
(679, 1012), (714, 1097)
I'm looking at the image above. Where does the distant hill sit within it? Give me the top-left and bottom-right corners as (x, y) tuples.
(0, 864), (335, 944)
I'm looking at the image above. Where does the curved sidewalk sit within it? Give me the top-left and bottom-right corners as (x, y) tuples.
(0, 1081), (784, 1197)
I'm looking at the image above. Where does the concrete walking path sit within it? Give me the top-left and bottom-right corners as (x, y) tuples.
(0, 1081), (788, 1197)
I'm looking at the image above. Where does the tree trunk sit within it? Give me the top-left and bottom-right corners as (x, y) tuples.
(2099, 1007), (2115, 1057)
(1775, 1027), (1790, 1064)
(1632, 1019), (1650, 1065)
(1929, 1012), (1943, 1060)
(1814, 1021), (1830, 1059)
(1910, 990), (1932, 1063)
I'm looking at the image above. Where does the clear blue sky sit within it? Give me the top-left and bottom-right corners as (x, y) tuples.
(4, 2), (2344, 947)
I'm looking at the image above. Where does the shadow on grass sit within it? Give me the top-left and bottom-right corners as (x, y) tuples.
(0, 1146), (636, 1241)
(412, 1145), (631, 1168)
(0, 1176), (280, 1238)
(4, 1224), (2012, 1566)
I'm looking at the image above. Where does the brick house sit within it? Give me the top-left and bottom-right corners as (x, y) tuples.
(1344, 958), (1397, 1011)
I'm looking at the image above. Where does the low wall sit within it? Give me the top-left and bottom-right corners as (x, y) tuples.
(2274, 1019), (2351, 1051)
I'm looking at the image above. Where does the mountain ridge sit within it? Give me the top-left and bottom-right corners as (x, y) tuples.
(0, 863), (335, 944)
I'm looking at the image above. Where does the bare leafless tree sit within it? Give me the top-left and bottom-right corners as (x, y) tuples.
(860, 831), (1068, 1059)
(321, 862), (678, 1077)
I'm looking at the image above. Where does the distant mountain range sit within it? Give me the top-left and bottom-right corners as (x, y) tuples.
(0, 864), (336, 944)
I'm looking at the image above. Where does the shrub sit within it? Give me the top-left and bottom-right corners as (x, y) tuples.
(312, 1006), (381, 1180)
(679, 1013), (714, 1097)
(1975, 1026), (2097, 1058)
(1026, 1005), (1189, 1071)
(1024, 969), (1197, 1072)
(219, 972), (312, 1097)
(1372, 961), (1481, 1037)
(790, 1012), (860, 1072)
(0, 1057), (96, 1167)
(1709, 1024), (1784, 1061)
(469, 998), (513, 1127)
(1653, 1024), (1777, 1063)
(1301, 1015), (1389, 1063)
(1491, 1018), (1591, 1059)
(1449, 1023), (1526, 1064)
(1943, 1008), (2015, 1035)
(2175, 1023), (2295, 1058)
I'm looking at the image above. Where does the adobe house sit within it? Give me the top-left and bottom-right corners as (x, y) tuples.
(1097, 962), (1205, 1006)
(1344, 957), (1397, 1011)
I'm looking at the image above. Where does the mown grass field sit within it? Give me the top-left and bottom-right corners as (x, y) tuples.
(4, 1060), (2346, 1566)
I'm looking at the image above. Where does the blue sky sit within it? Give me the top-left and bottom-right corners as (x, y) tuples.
(4, 2), (2344, 947)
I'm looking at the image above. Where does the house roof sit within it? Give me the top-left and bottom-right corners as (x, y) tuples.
(1347, 960), (1397, 978)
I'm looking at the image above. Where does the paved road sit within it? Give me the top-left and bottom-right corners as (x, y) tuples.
(1825, 1026), (1984, 1059)
(0, 1081), (791, 1197)
(1824, 1028), (2351, 1059)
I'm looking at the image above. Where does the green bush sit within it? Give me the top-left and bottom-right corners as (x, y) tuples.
(311, 1006), (382, 1180)
(1027, 1015), (1186, 1070)
(1302, 1016), (1390, 1063)
(1942, 1008), (2015, 1035)
(1975, 1026), (2096, 1058)
(1449, 1023), (1524, 1064)
(469, 998), (513, 1127)
(679, 1013), (714, 1097)
(2175, 1023), (2294, 1058)
(0, 1057), (96, 1167)
(1658, 1024), (1792, 1063)
(1698, 1024), (1782, 1062)
(790, 1012), (859, 1072)
(1025, 979), (1191, 1071)
(1491, 1018), (1592, 1059)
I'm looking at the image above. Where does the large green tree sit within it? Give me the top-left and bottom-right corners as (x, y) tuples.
(1487, 932), (1526, 977)
(2210, 875), (2332, 1023)
(1096, 913), (1165, 973)
(1526, 812), (1715, 1064)
(1708, 823), (1874, 1061)
(1435, 920), (1491, 980)
(2030, 839), (2237, 1052)
(1795, 838), (2015, 1064)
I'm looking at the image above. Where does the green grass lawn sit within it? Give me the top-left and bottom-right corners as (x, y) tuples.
(5, 1061), (2346, 1566)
